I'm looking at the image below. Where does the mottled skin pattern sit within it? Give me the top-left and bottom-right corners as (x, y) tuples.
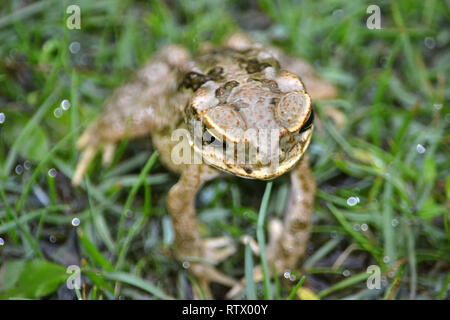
(72, 33), (337, 299)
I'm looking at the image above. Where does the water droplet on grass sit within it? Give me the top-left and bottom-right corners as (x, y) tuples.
(391, 219), (399, 227)
(0, 113), (5, 124)
(0, 238), (4, 246)
(61, 99), (71, 110)
(182, 261), (190, 269)
(361, 224), (368, 231)
(15, 165), (23, 175)
(54, 108), (63, 118)
(343, 270), (351, 277)
(416, 144), (426, 154)
(347, 196), (359, 206)
(69, 41), (80, 54)
(72, 217), (80, 227)
(424, 37), (435, 49)
(24, 161), (31, 170)
(48, 168), (57, 178)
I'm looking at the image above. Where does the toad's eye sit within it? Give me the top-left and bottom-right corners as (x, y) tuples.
(203, 126), (227, 150)
(298, 109), (314, 133)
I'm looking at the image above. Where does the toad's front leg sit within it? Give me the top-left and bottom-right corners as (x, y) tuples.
(167, 164), (239, 299)
(266, 154), (316, 272)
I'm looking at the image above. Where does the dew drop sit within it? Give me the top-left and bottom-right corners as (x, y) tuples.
(347, 196), (360, 206)
(71, 217), (80, 227)
(284, 271), (290, 279)
(61, 99), (71, 110)
(383, 256), (390, 263)
(361, 224), (368, 232)
(0, 238), (4, 246)
(424, 37), (435, 49)
(15, 164), (23, 175)
(343, 270), (351, 277)
(289, 274), (297, 281)
(24, 160), (31, 170)
(182, 261), (190, 269)
(54, 108), (63, 118)
(69, 41), (81, 54)
(391, 219), (399, 227)
(434, 104), (442, 110)
(353, 224), (361, 231)
(0, 113), (5, 124)
(48, 168), (57, 178)
(416, 144), (426, 154)
(49, 235), (56, 243)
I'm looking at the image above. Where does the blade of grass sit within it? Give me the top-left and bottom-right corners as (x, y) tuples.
(0, 0), (53, 29)
(0, 187), (42, 257)
(404, 216), (417, 299)
(286, 275), (306, 300)
(85, 177), (116, 253)
(104, 271), (172, 300)
(0, 206), (66, 234)
(303, 237), (342, 270)
(3, 86), (61, 178)
(257, 181), (273, 300)
(115, 183), (152, 270)
(15, 126), (80, 214)
(327, 204), (382, 266)
(318, 272), (370, 299)
(78, 230), (114, 272)
(384, 264), (403, 300)
(244, 242), (256, 300)
(116, 151), (159, 258)
(382, 178), (396, 266)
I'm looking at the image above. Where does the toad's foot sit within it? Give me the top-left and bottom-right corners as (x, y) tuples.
(177, 237), (238, 299)
(168, 164), (241, 299)
(72, 126), (117, 186)
(226, 219), (304, 299)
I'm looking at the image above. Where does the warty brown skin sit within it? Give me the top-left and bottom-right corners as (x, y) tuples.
(72, 33), (337, 299)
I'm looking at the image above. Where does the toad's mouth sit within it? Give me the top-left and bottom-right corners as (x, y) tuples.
(187, 118), (313, 180)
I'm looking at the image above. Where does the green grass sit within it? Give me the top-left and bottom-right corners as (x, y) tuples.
(0, 0), (449, 300)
